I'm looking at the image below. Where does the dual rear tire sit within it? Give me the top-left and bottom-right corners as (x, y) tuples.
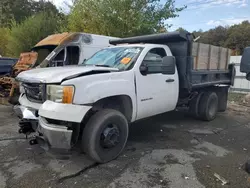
(189, 91), (219, 121)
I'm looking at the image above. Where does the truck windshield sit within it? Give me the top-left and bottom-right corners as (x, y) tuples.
(82, 47), (143, 70)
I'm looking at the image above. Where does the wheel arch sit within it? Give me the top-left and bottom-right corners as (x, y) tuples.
(91, 95), (134, 122)
(79, 95), (133, 146)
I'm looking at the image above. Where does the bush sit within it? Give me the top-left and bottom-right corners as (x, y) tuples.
(0, 28), (10, 57)
(7, 12), (61, 57)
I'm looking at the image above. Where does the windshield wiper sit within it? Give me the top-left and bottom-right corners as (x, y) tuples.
(95, 64), (111, 67)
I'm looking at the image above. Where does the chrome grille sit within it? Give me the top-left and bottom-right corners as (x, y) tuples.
(23, 83), (45, 103)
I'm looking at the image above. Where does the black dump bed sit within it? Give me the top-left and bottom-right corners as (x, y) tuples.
(110, 31), (235, 92)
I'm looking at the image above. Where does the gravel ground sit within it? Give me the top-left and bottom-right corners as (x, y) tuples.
(1, 103), (250, 188)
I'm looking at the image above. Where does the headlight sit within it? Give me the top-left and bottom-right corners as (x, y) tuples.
(46, 85), (74, 104)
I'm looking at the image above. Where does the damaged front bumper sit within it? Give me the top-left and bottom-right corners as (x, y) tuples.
(14, 105), (39, 134)
(14, 105), (73, 150)
(15, 95), (92, 150)
(14, 105), (38, 120)
(37, 117), (73, 150)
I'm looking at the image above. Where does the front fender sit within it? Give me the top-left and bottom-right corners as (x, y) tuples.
(39, 100), (92, 123)
(81, 79), (135, 103)
(62, 71), (137, 121)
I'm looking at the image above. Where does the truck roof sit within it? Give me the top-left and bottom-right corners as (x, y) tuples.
(35, 32), (70, 47)
(35, 32), (119, 48)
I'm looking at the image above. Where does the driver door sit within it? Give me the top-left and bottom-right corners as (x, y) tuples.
(135, 47), (178, 120)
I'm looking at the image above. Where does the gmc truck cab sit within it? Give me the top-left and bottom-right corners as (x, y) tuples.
(15, 31), (235, 163)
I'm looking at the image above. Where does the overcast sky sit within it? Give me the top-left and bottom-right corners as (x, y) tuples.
(53, 0), (250, 32)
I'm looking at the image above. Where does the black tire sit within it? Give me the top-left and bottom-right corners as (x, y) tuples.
(217, 87), (229, 112)
(189, 92), (204, 119)
(82, 109), (128, 163)
(199, 92), (218, 121)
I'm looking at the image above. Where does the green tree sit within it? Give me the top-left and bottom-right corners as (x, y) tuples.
(199, 26), (228, 46)
(7, 12), (61, 57)
(68, 0), (185, 37)
(175, 27), (189, 32)
(0, 0), (59, 27)
(225, 21), (250, 55)
(0, 28), (10, 56)
(0, 0), (14, 27)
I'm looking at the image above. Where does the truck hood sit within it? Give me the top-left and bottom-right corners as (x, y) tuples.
(16, 66), (119, 83)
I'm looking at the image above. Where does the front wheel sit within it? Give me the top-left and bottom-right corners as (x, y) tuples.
(81, 109), (129, 163)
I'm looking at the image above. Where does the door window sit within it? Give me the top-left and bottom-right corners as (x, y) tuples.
(141, 48), (167, 75)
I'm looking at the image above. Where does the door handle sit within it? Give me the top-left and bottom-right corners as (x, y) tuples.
(166, 79), (174, 83)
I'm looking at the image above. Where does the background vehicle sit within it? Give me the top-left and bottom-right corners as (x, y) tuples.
(0, 32), (118, 104)
(15, 31), (235, 163)
(0, 57), (18, 102)
(0, 57), (18, 76)
(35, 32), (118, 68)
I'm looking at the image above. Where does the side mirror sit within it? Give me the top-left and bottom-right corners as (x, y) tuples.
(240, 47), (250, 77)
(140, 64), (148, 76)
(162, 56), (176, 75)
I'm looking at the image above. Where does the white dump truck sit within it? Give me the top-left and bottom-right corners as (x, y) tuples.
(15, 31), (235, 163)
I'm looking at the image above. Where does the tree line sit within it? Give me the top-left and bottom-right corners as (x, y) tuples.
(0, 0), (185, 57)
(178, 21), (250, 55)
(0, 0), (249, 57)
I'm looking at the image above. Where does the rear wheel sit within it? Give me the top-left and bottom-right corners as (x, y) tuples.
(199, 92), (218, 121)
(82, 109), (128, 163)
(189, 92), (204, 119)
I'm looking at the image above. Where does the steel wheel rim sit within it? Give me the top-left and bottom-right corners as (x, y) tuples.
(100, 124), (120, 149)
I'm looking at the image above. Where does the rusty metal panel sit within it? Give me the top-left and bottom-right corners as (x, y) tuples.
(13, 52), (38, 76)
(0, 76), (13, 98)
(0, 52), (37, 100)
(35, 32), (70, 47)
